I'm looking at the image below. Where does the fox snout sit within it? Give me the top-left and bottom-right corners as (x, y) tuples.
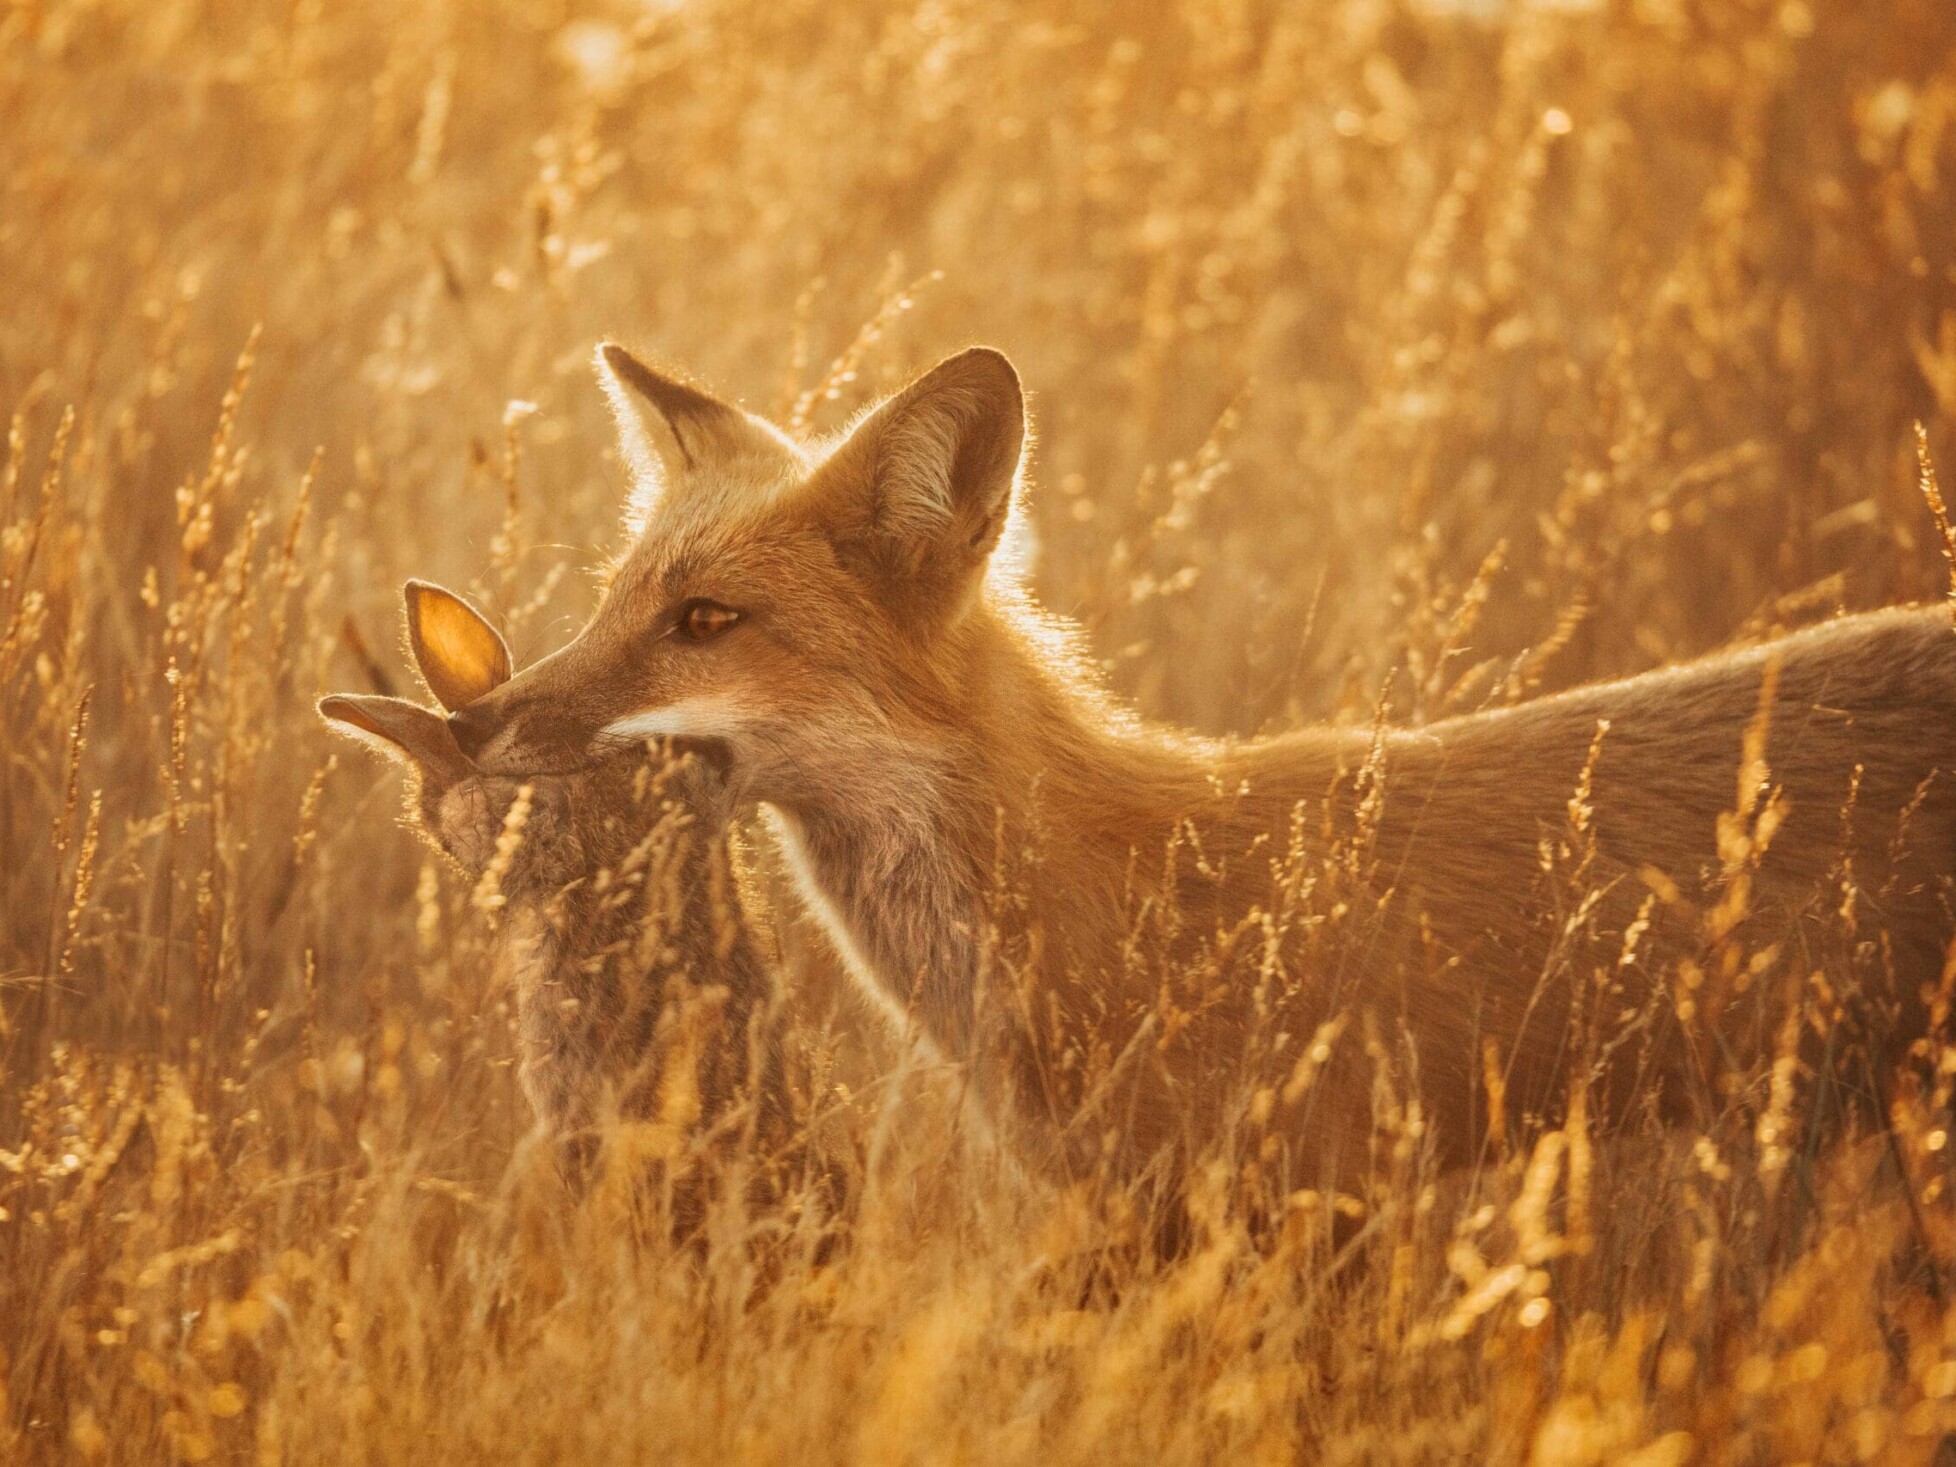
(440, 636), (636, 775)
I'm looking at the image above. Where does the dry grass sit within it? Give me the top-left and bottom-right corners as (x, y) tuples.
(7, 0), (1956, 1460)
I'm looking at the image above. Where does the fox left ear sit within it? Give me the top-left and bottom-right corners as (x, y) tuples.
(819, 347), (1026, 603)
(595, 343), (796, 521)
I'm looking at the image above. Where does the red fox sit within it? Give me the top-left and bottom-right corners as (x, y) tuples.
(319, 582), (798, 1188)
(442, 343), (1956, 1190)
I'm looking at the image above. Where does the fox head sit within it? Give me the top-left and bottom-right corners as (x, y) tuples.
(446, 343), (1029, 802)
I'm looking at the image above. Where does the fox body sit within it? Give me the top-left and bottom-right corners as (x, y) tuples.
(441, 344), (1956, 1188)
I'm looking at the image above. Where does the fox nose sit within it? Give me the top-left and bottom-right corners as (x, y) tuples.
(447, 702), (498, 762)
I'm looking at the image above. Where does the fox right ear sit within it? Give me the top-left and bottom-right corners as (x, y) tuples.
(404, 580), (511, 712)
(319, 694), (470, 776)
(815, 347), (1026, 611)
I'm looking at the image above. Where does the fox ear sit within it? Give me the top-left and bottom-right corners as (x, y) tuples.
(319, 694), (470, 776)
(404, 581), (510, 712)
(595, 343), (795, 520)
(818, 348), (1025, 604)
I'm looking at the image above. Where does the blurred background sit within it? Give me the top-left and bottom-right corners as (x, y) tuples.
(8, 0), (1955, 747)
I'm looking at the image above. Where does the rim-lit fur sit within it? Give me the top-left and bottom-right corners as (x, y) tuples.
(455, 342), (1956, 1191)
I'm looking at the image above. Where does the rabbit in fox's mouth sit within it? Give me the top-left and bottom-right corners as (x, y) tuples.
(319, 579), (787, 1175)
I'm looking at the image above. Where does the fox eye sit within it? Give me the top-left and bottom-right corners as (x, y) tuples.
(674, 599), (742, 643)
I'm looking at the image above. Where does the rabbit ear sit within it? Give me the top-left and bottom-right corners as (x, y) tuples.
(319, 694), (471, 777)
(404, 580), (512, 711)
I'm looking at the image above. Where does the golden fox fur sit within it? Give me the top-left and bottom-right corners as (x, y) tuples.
(435, 344), (1956, 1192)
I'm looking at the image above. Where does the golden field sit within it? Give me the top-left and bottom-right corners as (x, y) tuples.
(7, 0), (1956, 1460)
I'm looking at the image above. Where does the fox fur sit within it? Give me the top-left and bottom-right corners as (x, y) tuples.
(443, 344), (1956, 1191)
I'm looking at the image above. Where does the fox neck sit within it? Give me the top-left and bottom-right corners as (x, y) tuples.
(762, 594), (1238, 1076)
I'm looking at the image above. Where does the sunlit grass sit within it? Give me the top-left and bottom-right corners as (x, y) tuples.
(6, 0), (1956, 1461)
